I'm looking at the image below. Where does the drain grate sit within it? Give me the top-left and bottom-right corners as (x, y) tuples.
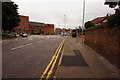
(61, 50), (88, 67)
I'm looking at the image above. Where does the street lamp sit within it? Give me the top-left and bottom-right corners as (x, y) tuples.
(64, 15), (66, 28)
(82, 0), (85, 43)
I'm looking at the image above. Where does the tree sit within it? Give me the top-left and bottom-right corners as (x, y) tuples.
(2, 2), (21, 31)
(76, 27), (82, 35)
(107, 11), (120, 26)
(104, 0), (120, 26)
(104, 0), (120, 8)
(85, 21), (95, 29)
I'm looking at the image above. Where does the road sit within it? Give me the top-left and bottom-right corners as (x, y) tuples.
(2, 35), (64, 79)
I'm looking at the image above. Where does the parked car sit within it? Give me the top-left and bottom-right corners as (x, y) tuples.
(9, 32), (19, 37)
(20, 32), (28, 37)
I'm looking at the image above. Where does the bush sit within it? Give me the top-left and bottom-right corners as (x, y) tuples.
(85, 21), (95, 29)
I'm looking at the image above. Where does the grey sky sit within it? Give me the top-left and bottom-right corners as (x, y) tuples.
(12, 0), (115, 29)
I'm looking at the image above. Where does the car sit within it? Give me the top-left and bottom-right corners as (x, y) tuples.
(9, 32), (19, 37)
(71, 30), (77, 37)
(20, 32), (28, 37)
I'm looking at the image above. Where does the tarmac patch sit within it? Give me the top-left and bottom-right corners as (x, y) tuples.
(61, 50), (89, 67)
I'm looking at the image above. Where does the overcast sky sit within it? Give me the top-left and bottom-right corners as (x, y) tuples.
(12, 0), (115, 29)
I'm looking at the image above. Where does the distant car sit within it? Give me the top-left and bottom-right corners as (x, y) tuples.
(71, 29), (77, 37)
(20, 33), (28, 37)
(9, 32), (19, 37)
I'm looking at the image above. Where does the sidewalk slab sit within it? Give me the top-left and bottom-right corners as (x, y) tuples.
(55, 37), (119, 79)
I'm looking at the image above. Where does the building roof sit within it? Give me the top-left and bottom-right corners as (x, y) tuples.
(29, 21), (46, 26)
(91, 17), (106, 24)
(19, 15), (29, 18)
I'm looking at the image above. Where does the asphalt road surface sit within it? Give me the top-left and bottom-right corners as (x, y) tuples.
(2, 35), (64, 78)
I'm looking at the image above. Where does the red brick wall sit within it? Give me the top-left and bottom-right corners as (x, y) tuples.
(29, 25), (43, 34)
(85, 25), (119, 68)
(14, 16), (29, 33)
(42, 24), (54, 34)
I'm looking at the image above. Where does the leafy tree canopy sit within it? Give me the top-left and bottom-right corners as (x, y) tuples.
(104, 1), (120, 8)
(2, 2), (21, 31)
(85, 21), (95, 29)
(107, 11), (120, 26)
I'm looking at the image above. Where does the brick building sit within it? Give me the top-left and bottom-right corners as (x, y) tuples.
(14, 15), (29, 33)
(42, 24), (54, 34)
(29, 22), (54, 34)
(29, 21), (46, 34)
(14, 15), (54, 35)
(55, 28), (62, 35)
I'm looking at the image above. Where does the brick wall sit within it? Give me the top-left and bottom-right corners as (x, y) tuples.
(84, 24), (119, 68)
(14, 15), (29, 33)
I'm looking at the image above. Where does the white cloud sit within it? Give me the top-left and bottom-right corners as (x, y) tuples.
(12, 0), (114, 29)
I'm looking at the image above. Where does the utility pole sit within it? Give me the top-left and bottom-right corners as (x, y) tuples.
(58, 22), (60, 28)
(82, 0), (85, 43)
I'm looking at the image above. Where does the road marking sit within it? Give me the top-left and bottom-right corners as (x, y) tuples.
(28, 38), (33, 40)
(40, 39), (65, 80)
(11, 43), (32, 50)
(58, 47), (64, 66)
(2, 40), (8, 42)
(47, 36), (50, 38)
(46, 42), (64, 80)
(23, 38), (27, 39)
(11, 45), (24, 50)
(15, 38), (19, 40)
(37, 40), (43, 43)
(24, 43), (32, 46)
(2, 40), (10, 43)
(40, 43), (61, 79)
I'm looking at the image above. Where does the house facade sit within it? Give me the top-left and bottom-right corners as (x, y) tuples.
(91, 17), (106, 26)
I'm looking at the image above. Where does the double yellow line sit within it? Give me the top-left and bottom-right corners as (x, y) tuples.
(40, 39), (65, 80)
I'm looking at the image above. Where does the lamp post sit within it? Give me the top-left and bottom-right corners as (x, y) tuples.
(64, 15), (66, 28)
(82, 0), (85, 43)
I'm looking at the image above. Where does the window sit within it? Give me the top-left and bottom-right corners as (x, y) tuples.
(18, 28), (21, 31)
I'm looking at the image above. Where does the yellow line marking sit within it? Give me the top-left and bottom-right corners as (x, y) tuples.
(40, 39), (65, 80)
(40, 44), (61, 79)
(46, 39), (65, 80)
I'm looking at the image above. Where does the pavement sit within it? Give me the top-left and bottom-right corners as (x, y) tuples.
(55, 37), (119, 79)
